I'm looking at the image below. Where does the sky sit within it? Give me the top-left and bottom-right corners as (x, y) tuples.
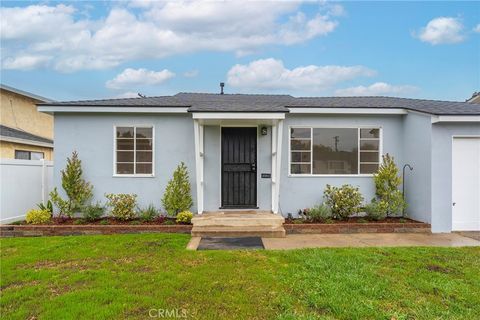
(1, 1), (479, 102)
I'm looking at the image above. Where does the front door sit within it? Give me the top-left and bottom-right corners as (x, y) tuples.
(452, 137), (480, 231)
(221, 127), (257, 208)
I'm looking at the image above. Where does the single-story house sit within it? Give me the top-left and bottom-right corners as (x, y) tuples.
(38, 93), (480, 233)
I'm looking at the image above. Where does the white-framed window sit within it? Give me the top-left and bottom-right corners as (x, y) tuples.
(289, 127), (381, 176)
(15, 150), (44, 160)
(114, 126), (154, 176)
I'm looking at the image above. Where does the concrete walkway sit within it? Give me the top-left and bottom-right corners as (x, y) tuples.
(262, 233), (480, 250)
(187, 233), (480, 250)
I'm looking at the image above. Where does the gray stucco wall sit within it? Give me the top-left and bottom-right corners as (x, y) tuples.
(203, 125), (272, 211)
(279, 114), (405, 216)
(54, 113), (197, 212)
(402, 112), (432, 224)
(431, 122), (480, 232)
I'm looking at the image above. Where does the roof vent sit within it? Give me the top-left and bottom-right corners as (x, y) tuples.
(220, 82), (225, 95)
(138, 93), (147, 98)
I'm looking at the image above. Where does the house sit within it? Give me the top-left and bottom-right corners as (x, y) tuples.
(38, 92), (480, 233)
(0, 84), (54, 160)
(467, 92), (480, 104)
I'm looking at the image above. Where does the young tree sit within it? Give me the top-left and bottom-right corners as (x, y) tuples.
(373, 154), (406, 216)
(162, 162), (193, 216)
(50, 151), (93, 217)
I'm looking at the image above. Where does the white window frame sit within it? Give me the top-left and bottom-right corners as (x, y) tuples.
(113, 125), (155, 177)
(288, 125), (383, 177)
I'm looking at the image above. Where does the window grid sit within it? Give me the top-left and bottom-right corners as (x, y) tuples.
(289, 127), (381, 175)
(115, 126), (153, 175)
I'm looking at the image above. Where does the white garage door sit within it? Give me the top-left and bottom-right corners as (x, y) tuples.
(452, 137), (480, 231)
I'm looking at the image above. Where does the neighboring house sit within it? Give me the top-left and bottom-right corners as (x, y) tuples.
(38, 93), (480, 233)
(0, 84), (54, 160)
(467, 92), (480, 103)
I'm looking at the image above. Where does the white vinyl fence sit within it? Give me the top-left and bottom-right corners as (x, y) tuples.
(0, 159), (53, 223)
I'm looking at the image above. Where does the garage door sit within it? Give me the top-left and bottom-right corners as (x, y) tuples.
(452, 137), (480, 231)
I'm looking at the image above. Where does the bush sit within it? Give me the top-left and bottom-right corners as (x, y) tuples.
(305, 204), (331, 222)
(82, 202), (104, 222)
(37, 200), (53, 214)
(176, 211), (193, 224)
(105, 193), (137, 220)
(373, 154), (406, 216)
(138, 204), (158, 222)
(324, 184), (364, 220)
(25, 209), (51, 224)
(50, 151), (93, 217)
(365, 200), (388, 221)
(162, 162), (193, 216)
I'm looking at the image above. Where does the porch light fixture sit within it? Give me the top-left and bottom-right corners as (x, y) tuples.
(261, 126), (268, 135)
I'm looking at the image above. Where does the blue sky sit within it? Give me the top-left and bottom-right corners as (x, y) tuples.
(1, 1), (479, 101)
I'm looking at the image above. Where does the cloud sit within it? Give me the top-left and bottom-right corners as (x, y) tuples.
(335, 82), (418, 97)
(106, 68), (175, 89)
(416, 17), (465, 45)
(1, 2), (343, 72)
(2, 55), (51, 70)
(183, 70), (199, 78)
(227, 58), (375, 92)
(474, 24), (480, 33)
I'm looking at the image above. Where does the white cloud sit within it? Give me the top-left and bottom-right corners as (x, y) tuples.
(227, 58), (375, 92)
(474, 24), (480, 33)
(1, 2), (343, 72)
(416, 17), (465, 45)
(2, 55), (51, 70)
(106, 68), (175, 89)
(335, 82), (418, 97)
(183, 70), (199, 78)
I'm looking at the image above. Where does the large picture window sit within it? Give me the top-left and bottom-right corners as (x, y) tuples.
(115, 126), (153, 175)
(290, 127), (381, 175)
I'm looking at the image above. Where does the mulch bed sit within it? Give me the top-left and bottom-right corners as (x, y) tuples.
(284, 217), (420, 224)
(11, 217), (185, 226)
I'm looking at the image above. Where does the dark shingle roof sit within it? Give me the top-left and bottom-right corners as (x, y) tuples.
(38, 92), (480, 115)
(0, 125), (53, 145)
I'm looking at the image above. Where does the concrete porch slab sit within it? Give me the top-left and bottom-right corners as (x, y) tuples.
(261, 233), (480, 250)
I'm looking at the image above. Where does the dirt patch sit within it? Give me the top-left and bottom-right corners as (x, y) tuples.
(426, 265), (452, 274)
(1, 280), (40, 291)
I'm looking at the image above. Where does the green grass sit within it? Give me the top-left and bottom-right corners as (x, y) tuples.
(1, 234), (479, 319)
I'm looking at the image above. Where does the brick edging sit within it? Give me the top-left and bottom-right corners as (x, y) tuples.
(284, 222), (431, 234)
(0, 224), (192, 237)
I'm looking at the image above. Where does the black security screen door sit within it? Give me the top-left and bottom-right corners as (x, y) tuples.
(221, 127), (257, 208)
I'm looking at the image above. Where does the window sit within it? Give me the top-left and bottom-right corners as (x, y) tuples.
(115, 126), (153, 175)
(290, 127), (381, 175)
(15, 150), (44, 160)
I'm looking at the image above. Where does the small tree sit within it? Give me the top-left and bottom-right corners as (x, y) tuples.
(50, 151), (93, 217)
(373, 154), (406, 216)
(162, 162), (193, 216)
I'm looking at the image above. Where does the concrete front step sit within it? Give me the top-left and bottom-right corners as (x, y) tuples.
(191, 211), (286, 238)
(191, 226), (286, 238)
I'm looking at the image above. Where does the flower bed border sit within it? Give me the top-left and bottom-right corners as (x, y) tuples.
(0, 224), (192, 238)
(284, 221), (430, 234)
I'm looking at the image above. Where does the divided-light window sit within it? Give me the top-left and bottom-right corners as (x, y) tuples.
(290, 127), (380, 175)
(115, 126), (153, 175)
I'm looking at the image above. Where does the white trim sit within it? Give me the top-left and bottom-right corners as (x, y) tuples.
(288, 108), (407, 115)
(0, 135), (53, 148)
(113, 125), (155, 177)
(431, 115), (480, 123)
(274, 120), (284, 214)
(287, 125), (382, 177)
(192, 112), (285, 120)
(38, 106), (188, 113)
(193, 119), (204, 214)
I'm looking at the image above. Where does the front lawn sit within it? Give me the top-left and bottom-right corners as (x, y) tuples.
(1, 234), (479, 319)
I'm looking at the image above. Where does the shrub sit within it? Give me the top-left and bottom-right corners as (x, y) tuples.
(82, 202), (104, 222)
(324, 184), (364, 220)
(37, 200), (53, 214)
(138, 204), (158, 222)
(50, 151), (93, 217)
(162, 162), (193, 216)
(305, 204), (332, 222)
(176, 211), (193, 224)
(365, 200), (389, 221)
(105, 193), (137, 220)
(373, 154), (406, 216)
(25, 209), (51, 224)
